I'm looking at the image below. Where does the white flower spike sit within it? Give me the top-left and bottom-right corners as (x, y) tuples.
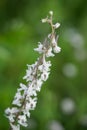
(5, 11), (61, 130)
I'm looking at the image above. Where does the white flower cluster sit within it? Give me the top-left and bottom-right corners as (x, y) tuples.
(5, 11), (61, 130)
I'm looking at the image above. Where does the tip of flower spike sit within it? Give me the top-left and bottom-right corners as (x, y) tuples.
(49, 11), (53, 16)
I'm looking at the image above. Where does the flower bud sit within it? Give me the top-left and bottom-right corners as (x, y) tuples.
(49, 11), (53, 16)
(41, 18), (47, 23)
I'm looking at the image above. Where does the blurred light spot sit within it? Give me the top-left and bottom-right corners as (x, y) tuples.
(79, 115), (87, 127)
(47, 120), (64, 130)
(74, 49), (87, 61)
(11, 20), (24, 30)
(60, 98), (76, 115)
(0, 46), (11, 61)
(62, 63), (77, 78)
(64, 28), (85, 49)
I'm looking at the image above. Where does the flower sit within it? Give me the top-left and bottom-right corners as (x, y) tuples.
(18, 115), (27, 127)
(25, 97), (37, 110)
(27, 84), (37, 96)
(46, 47), (54, 57)
(10, 123), (20, 130)
(12, 91), (23, 107)
(5, 107), (19, 122)
(5, 107), (19, 115)
(53, 45), (61, 53)
(34, 42), (44, 54)
(34, 79), (43, 91)
(23, 108), (30, 118)
(41, 18), (47, 23)
(38, 60), (51, 72)
(41, 71), (50, 81)
(53, 23), (60, 29)
(18, 83), (27, 91)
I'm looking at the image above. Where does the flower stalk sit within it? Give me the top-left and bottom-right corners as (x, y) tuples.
(5, 11), (61, 130)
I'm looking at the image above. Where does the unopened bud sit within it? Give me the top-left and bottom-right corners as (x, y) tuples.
(41, 18), (47, 23)
(49, 11), (53, 16)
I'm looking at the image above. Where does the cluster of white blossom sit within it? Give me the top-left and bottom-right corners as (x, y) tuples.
(5, 11), (61, 130)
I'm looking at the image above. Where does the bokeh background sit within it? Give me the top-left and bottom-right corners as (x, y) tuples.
(0, 0), (87, 130)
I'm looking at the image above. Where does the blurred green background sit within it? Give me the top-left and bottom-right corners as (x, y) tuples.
(0, 0), (87, 130)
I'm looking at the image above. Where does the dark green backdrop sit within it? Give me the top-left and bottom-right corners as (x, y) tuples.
(0, 0), (87, 130)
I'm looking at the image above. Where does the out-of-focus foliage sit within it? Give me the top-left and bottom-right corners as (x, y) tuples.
(0, 0), (87, 130)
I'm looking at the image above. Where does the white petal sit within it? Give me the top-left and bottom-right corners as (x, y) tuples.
(41, 18), (47, 23)
(34, 42), (44, 54)
(41, 72), (50, 81)
(18, 115), (28, 127)
(53, 46), (61, 53)
(19, 83), (27, 91)
(10, 123), (20, 130)
(46, 47), (54, 57)
(12, 99), (21, 107)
